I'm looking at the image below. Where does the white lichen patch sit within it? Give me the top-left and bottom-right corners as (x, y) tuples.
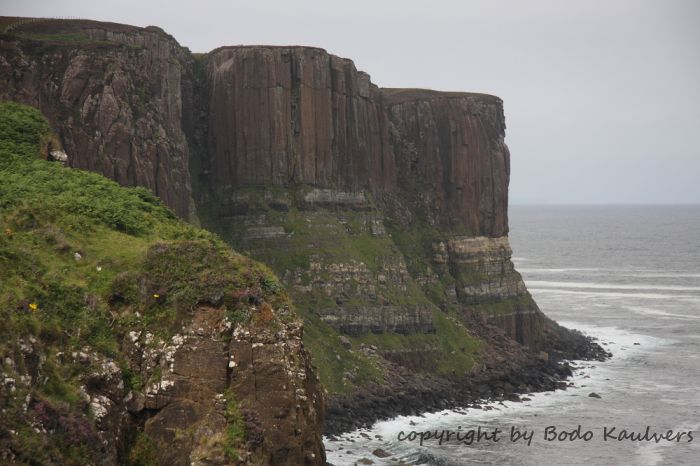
(171, 334), (185, 346)
(145, 378), (175, 397)
(233, 327), (251, 340)
(128, 330), (141, 343)
(158, 379), (174, 391)
(160, 334), (186, 373)
(78, 385), (91, 403)
(90, 395), (111, 420)
(100, 360), (120, 377)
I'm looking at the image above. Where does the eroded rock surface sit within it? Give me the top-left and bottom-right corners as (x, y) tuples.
(0, 19), (194, 218)
(0, 17), (607, 451)
(136, 306), (324, 465)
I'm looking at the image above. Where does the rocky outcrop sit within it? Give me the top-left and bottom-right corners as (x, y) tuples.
(384, 88), (510, 237)
(319, 305), (435, 336)
(443, 236), (526, 303)
(1, 304), (325, 466)
(136, 306), (324, 465)
(383, 91), (545, 348)
(0, 233), (326, 465)
(0, 18), (606, 450)
(427, 235), (545, 346)
(0, 92), (326, 465)
(204, 46), (396, 197)
(0, 18), (194, 218)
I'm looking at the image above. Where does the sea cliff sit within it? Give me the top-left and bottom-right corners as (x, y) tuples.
(0, 16), (607, 464)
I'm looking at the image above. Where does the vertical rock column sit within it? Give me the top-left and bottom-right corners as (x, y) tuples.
(383, 89), (545, 347)
(204, 46), (395, 198)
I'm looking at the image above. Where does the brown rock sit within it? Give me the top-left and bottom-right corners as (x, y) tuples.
(0, 19), (194, 219)
(372, 448), (392, 458)
(384, 88), (510, 237)
(204, 46), (396, 196)
(339, 335), (352, 349)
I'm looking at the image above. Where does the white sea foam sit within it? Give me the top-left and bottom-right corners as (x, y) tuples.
(518, 267), (604, 273)
(526, 280), (700, 292)
(635, 422), (700, 466)
(630, 273), (700, 279)
(518, 268), (700, 279)
(624, 305), (700, 320)
(528, 288), (699, 300)
(324, 323), (667, 466)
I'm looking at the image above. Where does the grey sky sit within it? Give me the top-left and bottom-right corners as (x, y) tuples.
(4, 0), (699, 204)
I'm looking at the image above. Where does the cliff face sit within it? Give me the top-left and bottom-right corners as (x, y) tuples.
(0, 17), (592, 446)
(0, 19), (194, 218)
(383, 88), (509, 237)
(134, 299), (324, 466)
(205, 46), (395, 195)
(186, 45), (559, 429)
(0, 100), (325, 464)
(381, 89), (541, 347)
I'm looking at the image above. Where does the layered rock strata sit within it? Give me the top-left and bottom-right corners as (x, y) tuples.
(196, 45), (542, 350)
(0, 17), (605, 447)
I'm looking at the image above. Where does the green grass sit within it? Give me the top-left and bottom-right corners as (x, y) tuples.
(353, 309), (482, 375)
(126, 432), (158, 466)
(0, 101), (289, 464)
(223, 389), (247, 461)
(16, 32), (90, 43)
(467, 294), (538, 316)
(202, 185), (488, 393)
(0, 100), (51, 154)
(294, 295), (383, 394)
(450, 263), (490, 287)
(384, 216), (444, 279)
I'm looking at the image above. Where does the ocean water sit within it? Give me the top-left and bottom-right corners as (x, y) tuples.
(325, 205), (700, 466)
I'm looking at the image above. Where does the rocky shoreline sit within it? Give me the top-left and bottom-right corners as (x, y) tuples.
(324, 314), (611, 436)
(0, 18), (613, 464)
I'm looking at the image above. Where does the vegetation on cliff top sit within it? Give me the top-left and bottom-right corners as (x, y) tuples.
(0, 101), (288, 464)
(199, 185), (485, 395)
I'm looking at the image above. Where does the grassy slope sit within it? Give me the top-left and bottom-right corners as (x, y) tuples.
(0, 101), (287, 465)
(204, 188), (484, 395)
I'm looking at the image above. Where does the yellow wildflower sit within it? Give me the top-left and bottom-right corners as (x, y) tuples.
(28, 303), (38, 311)
(153, 294), (160, 299)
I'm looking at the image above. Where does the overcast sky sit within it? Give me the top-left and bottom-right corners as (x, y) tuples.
(4, 0), (699, 204)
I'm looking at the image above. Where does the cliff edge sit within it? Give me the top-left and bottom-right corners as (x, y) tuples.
(0, 18), (195, 219)
(0, 17), (608, 456)
(190, 45), (607, 433)
(0, 102), (325, 464)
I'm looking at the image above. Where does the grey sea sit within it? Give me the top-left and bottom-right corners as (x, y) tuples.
(325, 205), (700, 466)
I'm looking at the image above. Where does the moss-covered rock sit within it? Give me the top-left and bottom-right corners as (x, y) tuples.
(0, 102), (325, 465)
